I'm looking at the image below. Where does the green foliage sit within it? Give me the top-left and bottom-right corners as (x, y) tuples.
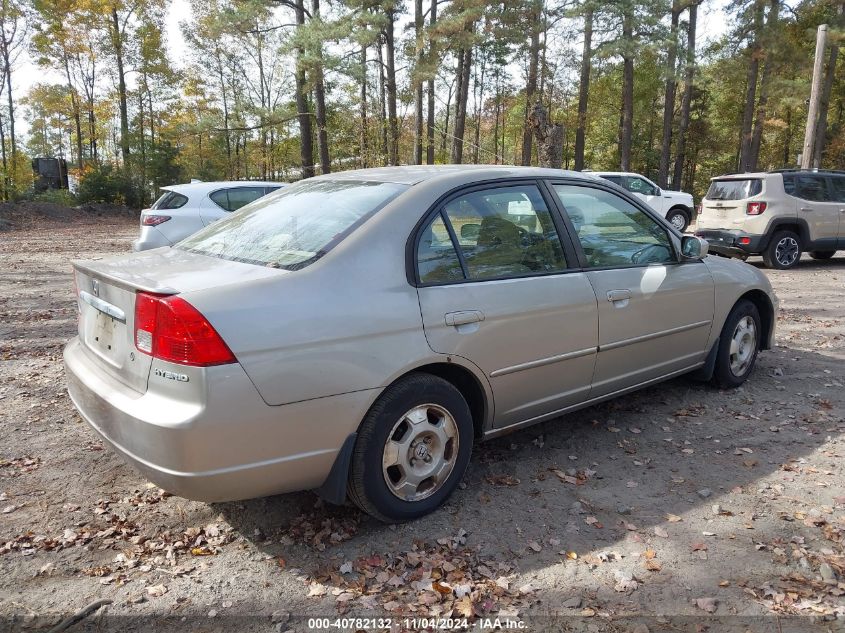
(77, 165), (141, 208)
(22, 188), (78, 207)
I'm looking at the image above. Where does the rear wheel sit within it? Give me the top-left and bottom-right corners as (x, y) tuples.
(713, 299), (761, 389)
(348, 373), (473, 522)
(809, 250), (836, 260)
(762, 230), (802, 269)
(666, 208), (689, 232)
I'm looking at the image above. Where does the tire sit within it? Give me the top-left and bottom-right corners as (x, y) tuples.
(712, 299), (761, 389)
(666, 208), (689, 233)
(348, 373), (473, 522)
(809, 250), (836, 260)
(762, 230), (802, 269)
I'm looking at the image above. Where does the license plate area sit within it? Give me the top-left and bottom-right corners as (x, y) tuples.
(93, 312), (116, 352)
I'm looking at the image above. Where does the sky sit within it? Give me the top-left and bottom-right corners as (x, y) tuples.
(16, 0), (731, 140)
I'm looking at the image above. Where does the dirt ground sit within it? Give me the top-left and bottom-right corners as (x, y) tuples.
(1, 215), (844, 633)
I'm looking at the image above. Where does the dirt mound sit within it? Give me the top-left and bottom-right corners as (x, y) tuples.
(0, 200), (137, 231)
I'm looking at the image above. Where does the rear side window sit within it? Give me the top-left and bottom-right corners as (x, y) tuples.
(179, 180), (406, 270)
(153, 191), (188, 210)
(417, 213), (464, 283)
(210, 186), (267, 212)
(788, 175), (831, 202)
(416, 184), (568, 283)
(830, 176), (845, 202)
(705, 179), (762, 200)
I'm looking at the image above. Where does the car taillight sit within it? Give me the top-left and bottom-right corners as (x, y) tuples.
(746, 201), (767, 215)
(134, 292), (236, 366)
(142, 214), (171, 226)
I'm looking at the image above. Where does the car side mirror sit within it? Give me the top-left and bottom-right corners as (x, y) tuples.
(460, 223), (480, 241)
(681, 235), (708, 259)
(654, 187), (662, 196)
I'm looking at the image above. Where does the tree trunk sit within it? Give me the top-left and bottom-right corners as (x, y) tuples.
(672, 1), (697, 190)
(384, 6), (399, 166)
(215, 51), (232, 177)
(472, 55), (486, 164)
(360, 46), (369, 167)
(739, 0), (765, 170)
(783, 107), (793, 166)
(312, 0), (331, 174)
(749, 0), (780, 171)
(413, 0), (424, 164)
(521, 0), (541, 166)
(110, 8), (130, 165)
(658, 0), (680, 187)
(377, 38), (388, 164)
(426, 0), (437, 164)
(529, 101), (563, 168)
(574, 5), (593, 171)
(451, 45), (472, 163)
(294, 0), (315, 178)
(619, 5), (634, 171)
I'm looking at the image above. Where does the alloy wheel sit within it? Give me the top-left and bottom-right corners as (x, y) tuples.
(775, 236), (799, 267)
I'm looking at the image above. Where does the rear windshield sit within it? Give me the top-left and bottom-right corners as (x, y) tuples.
(705, 179), (762, 200)
(177, 179), (407, 270)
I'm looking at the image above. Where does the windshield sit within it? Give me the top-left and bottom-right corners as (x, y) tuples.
(705, 178), (762, 200)
(177, 179), (407, 270)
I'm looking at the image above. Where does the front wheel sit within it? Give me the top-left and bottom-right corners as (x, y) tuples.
(712, 299), (761, 389)
(666, 208), (689, 232)
(809, 250), (836, 260)
(348, 373), (473, 522)
(762, 230), (802, 269)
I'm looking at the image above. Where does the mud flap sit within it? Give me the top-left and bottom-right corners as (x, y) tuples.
(315, 433), (357, 505)
(690, 338), (720, 382)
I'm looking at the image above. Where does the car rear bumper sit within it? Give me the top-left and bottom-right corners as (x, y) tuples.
(63, 337), (376, 502)
(133, 226), (173, 251)
(695, 229), (766, 257)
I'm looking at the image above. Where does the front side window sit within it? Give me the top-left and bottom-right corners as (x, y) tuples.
(420, 184), (567, 282)
(179, 179), (407, 270)
(625, 177), (658, 196)
(553, 185), (675, 268)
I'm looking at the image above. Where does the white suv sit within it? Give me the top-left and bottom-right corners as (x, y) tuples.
(134, 181), (284, 251)
(591, 172), (695, 232)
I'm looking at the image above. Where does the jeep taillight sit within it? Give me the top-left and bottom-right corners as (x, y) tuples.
(134, 292), (236, 366)
(746, 201), (767, 215)
(142, 214), (171, 226)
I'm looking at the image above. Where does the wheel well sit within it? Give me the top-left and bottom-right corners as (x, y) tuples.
(668, 205), (690, 218)
(769, 222), (808, 245)
(409, 363), (488, 438)
(739, 289), (775, 350)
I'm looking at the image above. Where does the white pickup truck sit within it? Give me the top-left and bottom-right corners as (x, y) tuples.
(590, 171), (696, 232)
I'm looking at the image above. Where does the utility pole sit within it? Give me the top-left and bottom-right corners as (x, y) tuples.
(801, 24), (828, 168)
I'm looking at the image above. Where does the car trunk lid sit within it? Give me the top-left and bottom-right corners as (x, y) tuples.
(72, 248), (286, 393)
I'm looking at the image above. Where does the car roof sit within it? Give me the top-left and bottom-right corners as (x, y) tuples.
(309, 165), (598, 186)
(590, 171), (643, 178)
(161, 181), (284, 195)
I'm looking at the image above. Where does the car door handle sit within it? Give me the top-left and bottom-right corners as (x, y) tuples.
(800, 207), (813, 212)
(606, 289), (632, 303)
(444, 310), (484, 326)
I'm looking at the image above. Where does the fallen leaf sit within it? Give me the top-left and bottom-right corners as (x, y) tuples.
(654, 526), (668, 538)
(665, 513), (682, 523)
(146, 584), (167, 597)
(695, 597), (718, 613)
(308, 583), (327, 597)
(528, 540), (542, 552)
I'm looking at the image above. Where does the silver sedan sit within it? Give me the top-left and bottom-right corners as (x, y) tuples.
(64, 166), (778, 522)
